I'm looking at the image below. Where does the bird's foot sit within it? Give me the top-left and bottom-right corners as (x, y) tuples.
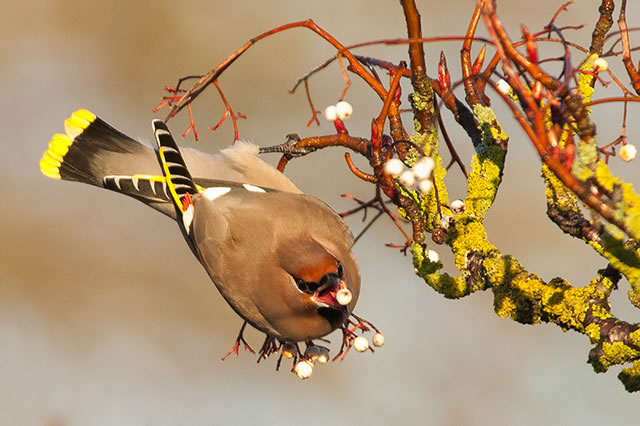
(219, 316), (384, 380)
(256, 334), (280, 363)
(221, 321), (256, 361)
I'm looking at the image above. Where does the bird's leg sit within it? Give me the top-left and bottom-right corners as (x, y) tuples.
(304, 340), (314, 353)
(258, 133), (317, 158)
(256, 334), (279, 363)
(221, 321), (255, 361)
(275, 350), (285, 371)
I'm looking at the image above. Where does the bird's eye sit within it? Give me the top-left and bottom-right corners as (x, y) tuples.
(337, 262), (344, 278)
(294, 276), (318, 295)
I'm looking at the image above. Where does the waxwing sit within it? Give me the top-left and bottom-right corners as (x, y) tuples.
(40, 110), (360, 343)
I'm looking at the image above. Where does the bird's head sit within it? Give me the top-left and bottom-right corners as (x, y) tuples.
(259, 235), (360, 342)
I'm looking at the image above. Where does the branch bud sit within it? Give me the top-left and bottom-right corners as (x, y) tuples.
(521, 25), (537, 63)
(472, 45), (487, 75)
(438, 51), (451, 91)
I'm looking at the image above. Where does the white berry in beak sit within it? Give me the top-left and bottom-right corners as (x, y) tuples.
(295, 360), (314, 379)
(336, 288), (352, 306)
(353, 336), (369, 352)
(372, 333), (385, 347)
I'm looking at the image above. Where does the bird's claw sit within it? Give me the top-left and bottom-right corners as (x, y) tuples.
(222, 314), (384, 378)
(221, 321), (256, 361)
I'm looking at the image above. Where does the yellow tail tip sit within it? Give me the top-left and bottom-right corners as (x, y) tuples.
(64, 109), (97, 139)
(49, 133), (72, 157)
(72, 109), (96, 122)
(40, 110), (97, 180)
(39, 155), (61, 179)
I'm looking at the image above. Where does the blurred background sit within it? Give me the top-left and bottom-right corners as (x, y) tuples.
(2, 0), (639, 424)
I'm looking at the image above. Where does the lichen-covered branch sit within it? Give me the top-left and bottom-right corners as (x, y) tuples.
(401, 0), (437, 156)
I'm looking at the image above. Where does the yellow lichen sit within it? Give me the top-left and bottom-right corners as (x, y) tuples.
(599, 341), (640, 370)
(585, 323), (601, 343)
(464, 105), (508, 219)
(619, 361), (640, 392)
(595, 161), (640, 237)
(630, 329), (640, 347)
(405, 48), (640, 392)
(411, 91), (430, 112)
(577, 54), (598, 104)
(495, 295), (517, 319)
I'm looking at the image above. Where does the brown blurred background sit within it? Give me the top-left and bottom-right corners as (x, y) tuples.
(2, 0), (639, 424)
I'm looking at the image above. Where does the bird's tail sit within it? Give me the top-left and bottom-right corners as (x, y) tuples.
(39, 110), (191, 217)
(40, 109), (160, 186)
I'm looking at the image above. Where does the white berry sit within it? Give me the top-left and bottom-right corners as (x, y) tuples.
(305, 345), (322, 360)
(399, 170), (416, 187)
(496, 78), (511, 95)
(450, 199), (465, 214)
(282, 342), (297, 359)
(383, 158), (405, 177)
(353, 336), (369, 352)
(412, 157), (435, 179)
(440, 215), (455, 230)
(418, 179), (433, 194)
(295, 360), (313, 379)
(372, 333), (385, 347)
(315, 346), (330, 364)
(620, 144), (637, 162)
(335, 101), (353, 120)
(427, 249), (440, 263)
(336, 288), (352, 306)
(324, 105), (338, 121)
(305, 345), (330, 364)
(593, 57), (609, 73)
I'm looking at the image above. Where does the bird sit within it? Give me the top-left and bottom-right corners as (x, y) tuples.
(39, 109), (360, 346)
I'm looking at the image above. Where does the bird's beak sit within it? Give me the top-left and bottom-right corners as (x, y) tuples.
(312, 276), (347, 311)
